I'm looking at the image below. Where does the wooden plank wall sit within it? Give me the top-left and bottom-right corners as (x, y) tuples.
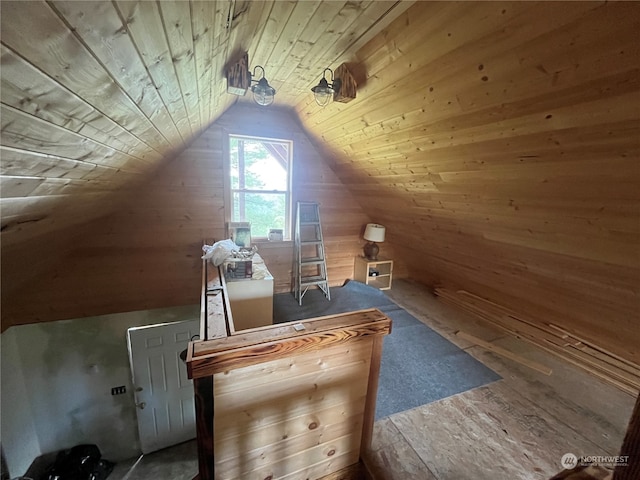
(211, 105), (404, 294)
(2, 104), (402, 328)
(212, 340), (371, 479)
(297, 2), (640, 363)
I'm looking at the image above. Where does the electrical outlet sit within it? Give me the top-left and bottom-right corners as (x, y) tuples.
(111, 386), (126, 395)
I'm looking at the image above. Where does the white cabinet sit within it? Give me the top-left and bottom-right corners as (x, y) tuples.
(224, 255), (274, 331)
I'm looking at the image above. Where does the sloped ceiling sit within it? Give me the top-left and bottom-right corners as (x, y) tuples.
(0, 0), (412, 250)
(1, 1), (639, 360)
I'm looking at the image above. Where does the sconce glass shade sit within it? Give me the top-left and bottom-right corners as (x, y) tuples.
(311, 77), (334, 107)
(312, 68), (340, 107)
(250, 65), (276, 106)
(251, 77), (276, 106)
(363, 223), (386, 242)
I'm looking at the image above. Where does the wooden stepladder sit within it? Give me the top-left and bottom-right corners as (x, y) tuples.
(294, 202), (330, 305)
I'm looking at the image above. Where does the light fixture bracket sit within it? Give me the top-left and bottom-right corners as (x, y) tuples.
(225, 53), (276, 106)
(333, 64), (356, 103)
(226, 53), (251, 96)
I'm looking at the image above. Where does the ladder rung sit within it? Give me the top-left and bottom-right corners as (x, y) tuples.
(300, 281), (328, 288)
(301, 240), (322, 245)
(300, 276), (328, 286)
(300, 221), (320, 226)
(300, 258), (324, 265)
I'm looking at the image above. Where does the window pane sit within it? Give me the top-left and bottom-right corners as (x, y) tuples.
(230, 138), (288, 191)
(228, 135), (291, 240)
(232, 192), (286, 238)
(229, 137), (240, 189)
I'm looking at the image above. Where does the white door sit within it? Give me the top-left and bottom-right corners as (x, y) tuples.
(127, 319), (200, 454)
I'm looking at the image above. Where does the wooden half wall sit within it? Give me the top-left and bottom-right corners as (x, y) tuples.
(2, 104), (401, 328)
(188, 261), (391, 480)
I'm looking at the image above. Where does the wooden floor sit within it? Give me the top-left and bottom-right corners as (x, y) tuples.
(366, 279), (636, 480)
(111, 279), (636, 480)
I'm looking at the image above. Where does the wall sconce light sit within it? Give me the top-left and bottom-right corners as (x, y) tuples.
(311, 64), (358, 107)
(311, 68), (342, 107)
(250, 65), (276, 106)
(226, 53), (276, 106)
(363, 223), (386, 260)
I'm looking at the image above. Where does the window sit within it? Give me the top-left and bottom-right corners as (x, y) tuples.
(227, 134), (292, 240)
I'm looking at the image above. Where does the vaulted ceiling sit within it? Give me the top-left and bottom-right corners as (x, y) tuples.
(0, 0), (411, 249)
(2, 1), (639, 359)
(3, 0), (638, 252)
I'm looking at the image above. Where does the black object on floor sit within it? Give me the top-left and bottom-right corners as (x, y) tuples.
(273, 280), (501, 419)
(43, 444), (114, 480)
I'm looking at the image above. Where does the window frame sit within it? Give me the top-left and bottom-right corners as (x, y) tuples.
(223, 133), (293, 242)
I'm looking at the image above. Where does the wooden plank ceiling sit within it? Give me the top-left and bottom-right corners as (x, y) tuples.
(0, 0), (411, 249)
(295, 2), (640, 362)
(1, 1), (639, 362)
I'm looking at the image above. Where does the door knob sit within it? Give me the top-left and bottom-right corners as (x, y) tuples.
(136, 402), (146, 409)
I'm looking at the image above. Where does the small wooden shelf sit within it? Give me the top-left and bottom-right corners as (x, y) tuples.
(354, 256), (393, 290)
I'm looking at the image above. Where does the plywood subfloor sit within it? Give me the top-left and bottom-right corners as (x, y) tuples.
(110, 279), (636, 480)
(366, 279), (636, 480)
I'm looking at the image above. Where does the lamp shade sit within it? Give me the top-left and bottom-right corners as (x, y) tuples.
(311, 77), (334, 107)
(363, 223), (385, 243)
(251, 77), (276, 106)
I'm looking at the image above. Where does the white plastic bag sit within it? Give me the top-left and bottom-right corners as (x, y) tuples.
(201, 239), (239, 266)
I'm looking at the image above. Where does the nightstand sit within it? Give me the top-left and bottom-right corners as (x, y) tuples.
(354, 256), (393, 290)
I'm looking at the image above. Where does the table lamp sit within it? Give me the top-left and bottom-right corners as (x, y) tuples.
(363, 223), (386, 260)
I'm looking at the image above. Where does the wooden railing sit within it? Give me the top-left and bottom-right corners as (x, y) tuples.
(187, 259), (391, 480)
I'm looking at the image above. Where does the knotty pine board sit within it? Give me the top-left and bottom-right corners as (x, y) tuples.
(212, 338), (372, 480)
(0, 47), (158, 161)
(49, 0), (184, 147)
(0, 1), (170, 150)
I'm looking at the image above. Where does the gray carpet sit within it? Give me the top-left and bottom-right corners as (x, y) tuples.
(273, 278), (397, 320)
(274, 281), (501, 419)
